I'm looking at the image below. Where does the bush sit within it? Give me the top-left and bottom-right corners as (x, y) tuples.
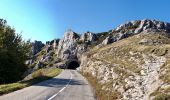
(32, 70), (44, 78)
(49, 63), (53, 67)
(96, 32), (109, 44)
(0, 19), (31, 84)
(127, 20), (140, 29)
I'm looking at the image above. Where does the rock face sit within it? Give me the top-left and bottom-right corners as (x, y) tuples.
(57, 29), (80, 60)
(37, 19), (170, 62)
(52, 39), (60, 49)
(31, 41), (44, 55)
(57, 30), (98, 60)
(115, 19), (170, 33)
(28, 29), (98, 70)
(123, 54), (166, 100)
(47, 39), (60, 49)
(80, 32), (97, 43)
(103, 19), (170, 45)
(29, 19), (170, 62)
(102, 35), (115, 45)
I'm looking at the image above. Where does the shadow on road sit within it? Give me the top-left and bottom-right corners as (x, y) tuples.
(33, 76), (87, 88)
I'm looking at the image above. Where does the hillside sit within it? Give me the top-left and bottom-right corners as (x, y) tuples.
(80, 32), (170, 99)
(25, 19), (170, 100)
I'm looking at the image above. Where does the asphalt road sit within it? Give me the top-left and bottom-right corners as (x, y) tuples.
(0, 70), (95, 100)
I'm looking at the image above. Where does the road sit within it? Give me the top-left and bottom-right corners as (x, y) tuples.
(0, 70), (95, 100)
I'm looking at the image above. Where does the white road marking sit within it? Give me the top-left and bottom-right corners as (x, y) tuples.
(47, 71), (73, 100)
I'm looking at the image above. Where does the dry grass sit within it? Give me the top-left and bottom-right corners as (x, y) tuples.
(0, 68), (62, 95)
(82, 72), (121, 100)
(150, 91), (170, 100)
(84, 33), (170, 99)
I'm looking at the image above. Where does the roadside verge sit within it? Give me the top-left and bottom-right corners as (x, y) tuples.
(0, 68), (62, 95)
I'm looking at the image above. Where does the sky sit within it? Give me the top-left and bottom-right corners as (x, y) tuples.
(0, 0), (170, 43)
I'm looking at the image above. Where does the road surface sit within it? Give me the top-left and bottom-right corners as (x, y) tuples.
(0, 70), (95, 100)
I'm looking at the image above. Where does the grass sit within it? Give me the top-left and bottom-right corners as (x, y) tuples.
(159, 59), (170, 83)
(82, 33), (170, 99)
(82, 72), (121, 100)
(150, 91), (170, 100)
(0, 68), (62, 95)
(154, 94), (170, 100)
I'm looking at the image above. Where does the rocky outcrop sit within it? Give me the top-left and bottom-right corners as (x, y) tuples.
(57, 30), (98, 60)
(123, 54), (166, 100)
(30, 19), (170, 61)
(27, 29), (98, 70)
(57, 29), (80, 60)
(115, 19), (170, 33)
(80, 32), (97, 43)
(102, 35), (116, 45)
(48, 39), (60, 49)
(31, 41), (44, 55)
(28, 19), (170, 68)
(101, 19), (170, 45)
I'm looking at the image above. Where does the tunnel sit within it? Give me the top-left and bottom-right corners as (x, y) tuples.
(67, 60), (80, 69)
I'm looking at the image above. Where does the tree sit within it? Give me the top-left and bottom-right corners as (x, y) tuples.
(0, 19), (31, 84)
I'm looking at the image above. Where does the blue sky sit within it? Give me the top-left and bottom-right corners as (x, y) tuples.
(0, 0), (170, 43)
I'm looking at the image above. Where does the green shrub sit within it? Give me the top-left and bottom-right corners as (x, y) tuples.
(0, 68), (62, 95)
(0, 19), (31, 84)
(127, 20), (140, 29)
(49, 63), (53, 67)
(77, 40), (84, 44)
(40, 50), (45, 55)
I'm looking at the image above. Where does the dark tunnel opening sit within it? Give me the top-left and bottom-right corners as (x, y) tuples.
(67, 61), (80, 69)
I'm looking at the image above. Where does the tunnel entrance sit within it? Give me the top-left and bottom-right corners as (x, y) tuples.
(67, 60), (80, 69)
